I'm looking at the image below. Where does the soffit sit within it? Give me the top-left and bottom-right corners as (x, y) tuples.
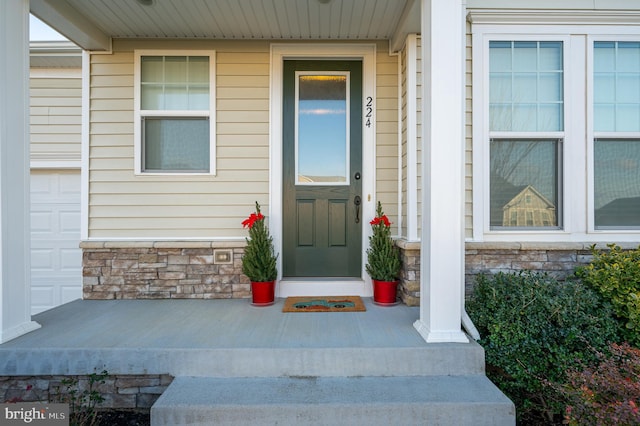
(31, 0), (420, 51)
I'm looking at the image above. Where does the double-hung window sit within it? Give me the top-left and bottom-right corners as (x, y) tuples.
(134, 51), (216, 174)
(488, 40), (564, 229)
(473, 16), (640, 241)
(592, 41), (640, 229)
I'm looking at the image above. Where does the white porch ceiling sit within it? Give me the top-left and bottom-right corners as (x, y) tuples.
(31, 0), (420, 52)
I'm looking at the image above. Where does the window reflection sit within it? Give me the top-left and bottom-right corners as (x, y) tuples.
(296, 74), (348, 184)
(490, 140), (559, 228)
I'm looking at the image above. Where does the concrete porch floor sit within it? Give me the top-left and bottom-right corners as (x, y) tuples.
(0, 298), (516, 425)
(0, 298), (484, 378)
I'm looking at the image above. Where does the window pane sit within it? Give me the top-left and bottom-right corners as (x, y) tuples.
(595, 104), (615, 131)
(513, 42), (537, 71)
(617, 42), (640, 72)
(594, 42), (615, 72)
(141, 84), (163, 110)
(616, 104), (640, 132)
(512, 104), (537, 131)
(144, 118), (209, 171)
(188, 57), (209, 83)
(489, 41), (563, 132)
(188, 85), (209, 110)
(297, 74), (348, 184)
(538, 104), (563, 131)
(617, 73), (640, 103)
(164, 85), (188, 110)
(513, 73), (537, 102)
(141, 56), (163, 82)
(594, 139), (640, 228)
(594, 42), (640, 131)
(140, 56), (209, 111)
(539, 42), (563, 70)
(165, 56), (187, 83)
(594, 73), (615, 103)
(490, 73), (512, 103)
(490, 41), (512, 72)
(490, 139), (560, 228)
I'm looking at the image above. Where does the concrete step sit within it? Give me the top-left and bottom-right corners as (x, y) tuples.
(151, 376), (515, 426)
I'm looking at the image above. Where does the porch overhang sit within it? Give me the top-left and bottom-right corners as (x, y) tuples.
(30, 0), (421, 53)
(30, 0), (111, 51)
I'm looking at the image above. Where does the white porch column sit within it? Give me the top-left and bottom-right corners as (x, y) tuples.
(414, 0), (468, 343)
(0, 0), (41, 343)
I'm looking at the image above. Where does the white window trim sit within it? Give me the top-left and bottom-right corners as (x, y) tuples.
(472, 22), (640, 243)
(133, 49), (216, 175)
(472, 32), (573, 241)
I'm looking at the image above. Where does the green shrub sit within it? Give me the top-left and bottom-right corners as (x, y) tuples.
(563, 343), (640, 426)
(576, 244), (640, 346)
(365, 202), (401, 281)
(241, 202), (278, 282)
(53, 370), (109, 426)
(467, 271), (619, 424)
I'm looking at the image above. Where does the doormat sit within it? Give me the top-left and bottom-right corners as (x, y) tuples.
(282, 296), (366, 312)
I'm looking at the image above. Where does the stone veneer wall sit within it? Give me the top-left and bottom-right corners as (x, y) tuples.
(81, 241), (249, 300)
(82, 240), (635, 305)
(395, 241), (637, 307)
(396, 240), (421, 306)
(1, 374), (173, 410)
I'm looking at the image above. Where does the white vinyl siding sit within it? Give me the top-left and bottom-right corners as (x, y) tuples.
(89, 40), (397, 239)
(89, 41), (269, 239)
(30, 71), (82, 165)
(376, 41), (400, 223)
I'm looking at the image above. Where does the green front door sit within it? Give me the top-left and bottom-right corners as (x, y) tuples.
(283, 60), (363, 277)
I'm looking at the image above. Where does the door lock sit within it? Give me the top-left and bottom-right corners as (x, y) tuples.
(354, 195), (361, 223)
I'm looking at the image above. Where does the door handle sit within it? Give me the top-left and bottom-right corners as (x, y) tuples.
(354, 196), (361, 224)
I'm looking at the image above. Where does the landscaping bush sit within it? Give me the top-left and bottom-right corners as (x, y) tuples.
(563, 342), (640, 426)
(576, 244), (640, 347)
(467, 271), (619, 424)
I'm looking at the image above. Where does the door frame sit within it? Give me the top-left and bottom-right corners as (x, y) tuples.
(270, 43), (377, 297)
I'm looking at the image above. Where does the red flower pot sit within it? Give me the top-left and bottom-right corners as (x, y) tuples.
(373, 279), (399, 305)
(251, 280), (275, 306)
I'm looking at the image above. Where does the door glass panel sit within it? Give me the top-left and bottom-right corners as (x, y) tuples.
(296, 73), (349, 184)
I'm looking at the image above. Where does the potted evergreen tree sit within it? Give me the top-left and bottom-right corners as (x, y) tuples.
(241, 202), (278, 305)
(366, 202), (402, 305)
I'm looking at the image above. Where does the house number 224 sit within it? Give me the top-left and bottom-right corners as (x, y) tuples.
(365, 96), (373, 128)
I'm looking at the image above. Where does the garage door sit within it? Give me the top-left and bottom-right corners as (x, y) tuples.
(30, 170), (82, 314)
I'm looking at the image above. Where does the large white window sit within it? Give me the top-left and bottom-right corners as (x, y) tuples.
(593, 41), (640, 229)
(488, 41), (563, 229)
(472, 20), (640, 241)
(134, 51), (216, 174)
